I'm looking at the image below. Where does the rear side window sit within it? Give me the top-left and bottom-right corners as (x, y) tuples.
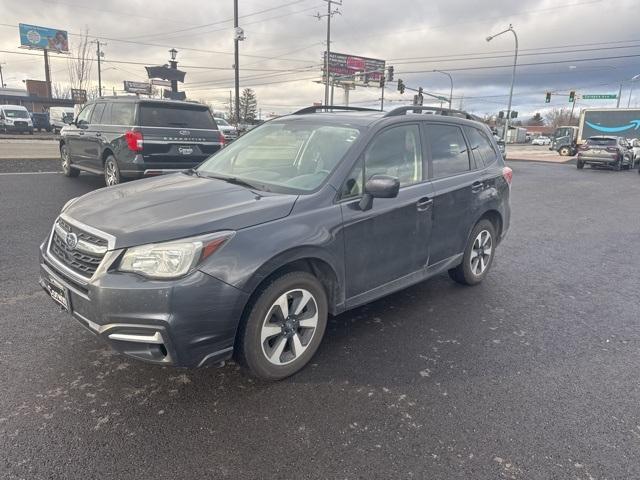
(110, 103), (136, 125)
(427, 124), (470, 178)
(464, 126), (498, 167)
(90, 103), (106, 124)
(139, 104), (216, 129)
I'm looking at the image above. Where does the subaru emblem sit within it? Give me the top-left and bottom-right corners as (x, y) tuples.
(65, 232), (78, 250)
(179, 130), (190, 136)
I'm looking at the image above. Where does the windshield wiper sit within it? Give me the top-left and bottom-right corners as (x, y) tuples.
(199, 173), (268, 192)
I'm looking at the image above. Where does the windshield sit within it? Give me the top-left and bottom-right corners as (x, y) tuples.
(215, 118), (230, 126)
(197, 121), (361, 193)
(4, 110), (29, 119)
(587, 137), (617, 146)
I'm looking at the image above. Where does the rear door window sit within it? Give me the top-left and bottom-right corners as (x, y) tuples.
(427, 124), (471, 178)
(110, 103), (136, 126)
(139, 104), (216, 129)
(464, 126), (498, 167)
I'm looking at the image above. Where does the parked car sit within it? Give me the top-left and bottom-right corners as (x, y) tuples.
(576, 136), (634, 170)
(59, 97), (223, 186)
(39, 105), (512, 380)
(214, 117), (238, 142)
(531, 136), (551, 145)
(49, 106), (75, 134)
(493, 134), (507, 160)
(0, 105), (34, 134)
(31, 112), (52, 132)
(630, 139), (640, 166)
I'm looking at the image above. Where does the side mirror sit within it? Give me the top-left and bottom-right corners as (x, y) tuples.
(359, 174), (400, 211)
(63, 117), (73, 125)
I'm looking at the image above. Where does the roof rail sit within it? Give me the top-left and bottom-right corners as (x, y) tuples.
(384, 106), (479, 121)
(292, 105), (380, 115)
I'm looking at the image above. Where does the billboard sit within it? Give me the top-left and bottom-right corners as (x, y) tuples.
(323, 52), (385, 85)
(579, 108), (640, 142)
(19, 23), (69, 52)
(71, 89), (87, 104)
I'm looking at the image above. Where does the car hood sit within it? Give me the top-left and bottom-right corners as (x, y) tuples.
(64, 173), (298, 249)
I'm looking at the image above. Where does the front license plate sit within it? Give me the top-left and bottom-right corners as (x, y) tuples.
(46, 278), (70, 311)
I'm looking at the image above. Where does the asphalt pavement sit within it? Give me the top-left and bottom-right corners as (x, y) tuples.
(1, 161), (639, 479)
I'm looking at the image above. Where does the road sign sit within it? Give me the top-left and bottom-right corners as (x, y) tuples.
(70, 88), (86, 104)
(124, 80), (151, 94)
(582, 94), (617, 100)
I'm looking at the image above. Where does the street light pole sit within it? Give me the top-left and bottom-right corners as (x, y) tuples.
(486, 24), (518, 143)
(0, 62), (5, 88)
(628, 74), (640, 108)
(169, 48), (178, 94)
(316, 0), (341, 106)
(433, 69), (453, 110)
(233, 0), (241, 125)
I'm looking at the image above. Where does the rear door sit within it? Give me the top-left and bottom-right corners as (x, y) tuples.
(137, 103), (222, 169)
(425, 122), (477, 266)
(83, 102), (107, 170)
(340, 123), (434, 302)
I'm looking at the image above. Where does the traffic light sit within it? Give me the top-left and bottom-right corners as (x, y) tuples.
(498, 111), (504, 119)
(569, 91), (575, 103)
(510, 111), (518, 119)
(397, 79), (405, 94)
(379, 76), (385, 88)
(418, 87), (423, 95)
(545, 92), (551, 103)
(387, 66), (394, 82)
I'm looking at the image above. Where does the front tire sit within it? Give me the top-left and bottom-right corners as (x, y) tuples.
(559, 146), (571, 156)
(60, 143), (79, 177)
(104, 155), (121, 186)
(236, 271), (328, 381)
(448, 219), (497, 286)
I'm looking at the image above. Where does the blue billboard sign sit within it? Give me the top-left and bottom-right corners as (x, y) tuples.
(19, 23), (69, 52)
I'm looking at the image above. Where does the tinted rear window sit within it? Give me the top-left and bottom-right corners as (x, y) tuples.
(139, 104), (216, 129)
(587, 138), (616, 146)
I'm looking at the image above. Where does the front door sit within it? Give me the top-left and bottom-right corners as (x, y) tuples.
(340, 124), (434, 303)
(67, 103), (94, 167)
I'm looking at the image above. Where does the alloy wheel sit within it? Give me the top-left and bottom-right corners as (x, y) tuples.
(105, 160), (118, 186)
(260, 288), (319, 366)
(470, 230), (492, 276)
(60, 145), (70, 173)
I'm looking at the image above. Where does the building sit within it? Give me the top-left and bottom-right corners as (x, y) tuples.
(0, 80), (75, 112)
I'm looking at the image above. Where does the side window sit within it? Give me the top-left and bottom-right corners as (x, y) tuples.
(363, 124), (423, 187)
(76, 104), (94, 125)
(100, 103), (112, 125)
(90, 103), (106, 124)
(427, 124), (470, 178)
(464, 126), (498, 167)
(110, 103), (136, 125)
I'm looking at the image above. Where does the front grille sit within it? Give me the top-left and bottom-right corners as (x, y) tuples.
(14, 121), (27, 127)
(48, 219), (107, 278)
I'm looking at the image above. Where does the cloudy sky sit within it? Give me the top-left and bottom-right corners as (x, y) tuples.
(1, 0), (639, 119)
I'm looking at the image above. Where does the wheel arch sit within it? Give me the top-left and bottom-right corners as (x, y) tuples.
(101, 148), (115, 165)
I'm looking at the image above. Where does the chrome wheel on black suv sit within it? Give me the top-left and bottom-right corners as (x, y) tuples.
(60, 143), (79, 177)
(104, 156), (121, 186)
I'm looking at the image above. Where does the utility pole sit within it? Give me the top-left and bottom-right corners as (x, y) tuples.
(316, 0), (341, 106)
(616, 83), (622, 108)
(93, 40), (105, 97)
(43, 49), (51, 98)
(169, 48), (178, 94)
(233, 0), (245, 126)
(0, 62), (5, 88)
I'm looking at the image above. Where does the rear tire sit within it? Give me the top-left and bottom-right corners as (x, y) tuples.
(448, 219), (497, 286)
(60, 144), (79, 178)
(577, 160), (584, 169)
(235, 271), (328, 381)
(614, 160), (622, 171)
(104, 155), (121, 186)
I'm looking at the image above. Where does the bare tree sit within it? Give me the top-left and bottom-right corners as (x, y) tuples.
(67, 27), (94, 95)
(52, 82), (71, 99)
(544, 107), (578, 129)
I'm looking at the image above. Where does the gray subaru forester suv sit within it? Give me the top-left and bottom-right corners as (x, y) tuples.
(39, 106), (512, 380)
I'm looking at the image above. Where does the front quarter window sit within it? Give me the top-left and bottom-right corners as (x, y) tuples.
(197, 122), (360, 194)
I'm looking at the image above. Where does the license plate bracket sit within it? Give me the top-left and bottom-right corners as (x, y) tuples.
(46, 277), (70, 311)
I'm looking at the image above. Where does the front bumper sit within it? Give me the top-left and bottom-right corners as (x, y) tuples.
(39, 238), (249, 367)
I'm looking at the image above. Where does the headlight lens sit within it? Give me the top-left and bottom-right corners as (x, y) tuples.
(118, 231), (234, 279)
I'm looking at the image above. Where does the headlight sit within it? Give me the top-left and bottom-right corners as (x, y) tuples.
(118, 231), (234, 279)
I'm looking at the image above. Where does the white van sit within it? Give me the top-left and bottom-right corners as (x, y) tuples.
(49, 106), (75, 133)
(0, 105), (33, 134)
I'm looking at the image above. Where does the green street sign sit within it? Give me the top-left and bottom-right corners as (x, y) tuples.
(582, 94), (617, 100)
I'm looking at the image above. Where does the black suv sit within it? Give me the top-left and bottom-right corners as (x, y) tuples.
(40, 106), (512, 380)
(59, 97), (222, 185)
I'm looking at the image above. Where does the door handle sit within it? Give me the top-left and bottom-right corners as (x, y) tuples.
(416, 197), (433, 211)
(471, 181), (484, 193)
(95, 132), (101, 137)
(79, 131), (85, 136)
